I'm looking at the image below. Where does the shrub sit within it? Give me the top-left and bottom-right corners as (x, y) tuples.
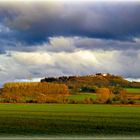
(68, 99), (78, 104)
(26, 100), (37, 103)
(121, 99), (129, 104)
(110, 86), (123, 94)
(128, 99), (135, 104)
(80, 86), (97, 93)
(121, 99), (135, 104)
(106, 98), (113, 104)
(112, 94), (120, 101)
(82, 97), (95, 104)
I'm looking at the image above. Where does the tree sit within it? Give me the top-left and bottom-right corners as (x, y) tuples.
(120, 89), (127, 100)
(96, 88), (111, 103)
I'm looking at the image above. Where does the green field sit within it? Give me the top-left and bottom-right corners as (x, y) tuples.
(0, 104), (139, 137)
(125, 88), (140, 93)
(67, 93), (97, 101)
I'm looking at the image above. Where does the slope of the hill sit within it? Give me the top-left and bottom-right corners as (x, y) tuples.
(41, 73), (140, 93)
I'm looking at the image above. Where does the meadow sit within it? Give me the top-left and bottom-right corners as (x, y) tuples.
(125, 88), (140, 93)
(0, 104), (140, 137)
(67, 92), (97, 101)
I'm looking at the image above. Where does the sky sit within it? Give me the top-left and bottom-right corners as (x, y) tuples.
(0, 1), (140, 85)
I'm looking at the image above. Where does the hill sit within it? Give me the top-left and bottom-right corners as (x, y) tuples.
(41, 73), (140, 93)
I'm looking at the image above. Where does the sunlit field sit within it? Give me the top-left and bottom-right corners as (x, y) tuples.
(67, 93), (97, 101)
(125, 88), (140, 93)
(0, 104), (140, 137)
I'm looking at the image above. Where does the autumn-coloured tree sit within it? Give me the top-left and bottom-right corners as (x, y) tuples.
(96, 88), (111, 103)
(2, 82), (70, 103)
(120, 89), (127, 100)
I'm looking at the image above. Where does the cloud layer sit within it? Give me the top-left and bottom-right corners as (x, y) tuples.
(0, 2), (140, 45)
(0, 1), (140, 85)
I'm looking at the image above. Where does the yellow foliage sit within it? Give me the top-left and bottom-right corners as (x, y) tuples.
(2, 82), (70, 103)
(96, 88), (111, 103)
(120, 89), (127, 100)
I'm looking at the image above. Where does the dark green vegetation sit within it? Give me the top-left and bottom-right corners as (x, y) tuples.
(0, 104), (139, 136)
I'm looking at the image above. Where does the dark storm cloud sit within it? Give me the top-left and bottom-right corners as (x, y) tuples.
(0, 23), (19, 53)
(0, 2), (140, 45)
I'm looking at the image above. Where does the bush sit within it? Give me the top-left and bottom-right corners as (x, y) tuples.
(112, 94), (120, 101)
(106, 98), (113, 104)
(110, 86), (123, 94)
(121, 99), (135, 104)
(128, 99), (135, 104)
(26, 100), (37, 103)
(80, 86), (97, 93)
(83, 98), (94, 104)
(68, 99), (78, 104)
(121, 99), (129, 104)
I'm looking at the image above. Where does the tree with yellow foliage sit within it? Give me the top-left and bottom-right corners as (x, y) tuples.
(96, 88), (111, 103)
(2, 82), (70, 103)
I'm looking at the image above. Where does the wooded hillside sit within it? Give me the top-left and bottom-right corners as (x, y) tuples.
(41, 73), (140, 93)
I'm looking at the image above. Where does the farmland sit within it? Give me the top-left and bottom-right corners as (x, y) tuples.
(0, 104), (139, 137)
(125, 88), (140, 93)
(125, 88), (140, 101)
(67, 92), (97, 101)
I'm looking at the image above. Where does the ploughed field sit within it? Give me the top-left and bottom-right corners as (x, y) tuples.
(0, 104), (140, 137)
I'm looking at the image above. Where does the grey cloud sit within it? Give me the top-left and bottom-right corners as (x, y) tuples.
(0, 2), (140, 45)
(30, 37), (140, 52)
(5, 36), (140, 54)
(73, 37), (140, 51)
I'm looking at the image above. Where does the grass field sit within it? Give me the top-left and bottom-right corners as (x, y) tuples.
(67, 93), (97, 101)
(0, 104), (140, 137)
(125, 88), (140, 93)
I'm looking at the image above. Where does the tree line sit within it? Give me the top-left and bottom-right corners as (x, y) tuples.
(1, 82), (69, 103)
